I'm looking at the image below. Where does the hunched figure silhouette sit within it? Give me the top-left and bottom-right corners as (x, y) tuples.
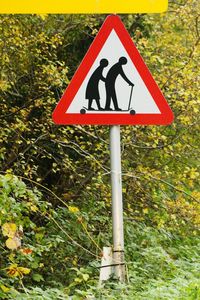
(105, 57), (134, 111)
(85, 58), (109, 110)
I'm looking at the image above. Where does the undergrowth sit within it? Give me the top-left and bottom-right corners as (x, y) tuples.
(1, 222), (199, 299)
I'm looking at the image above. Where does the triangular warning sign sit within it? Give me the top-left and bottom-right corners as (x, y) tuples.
(52, 15), (173, 125)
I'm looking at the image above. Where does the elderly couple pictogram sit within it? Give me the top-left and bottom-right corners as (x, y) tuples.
(86, 57), (134, 111)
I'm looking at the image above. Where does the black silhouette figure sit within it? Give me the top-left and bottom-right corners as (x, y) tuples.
(105, 57), (134, 111)
(85, 58), (109, 110)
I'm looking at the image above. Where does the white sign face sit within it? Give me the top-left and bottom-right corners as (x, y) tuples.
(52, 15), (173, 125)
(67, 30), (160, 115)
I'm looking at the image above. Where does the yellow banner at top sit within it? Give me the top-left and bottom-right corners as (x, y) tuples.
(0, 0), (168, 13)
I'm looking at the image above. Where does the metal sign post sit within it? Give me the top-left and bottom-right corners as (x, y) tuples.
(110, 125), (125, 282)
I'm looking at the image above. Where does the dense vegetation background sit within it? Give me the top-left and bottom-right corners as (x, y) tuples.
(0, 0), (199, 298)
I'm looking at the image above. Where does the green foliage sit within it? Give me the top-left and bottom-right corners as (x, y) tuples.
(0, 174), (49, 295)
(70, 221), (200, 300)
(0, 174), (199, 298)
(0, 174), (99, 294)
(2, 286), (68, 300)
(0, 173), (48, 225)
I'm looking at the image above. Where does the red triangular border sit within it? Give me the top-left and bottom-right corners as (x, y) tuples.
(52, 15), (173, 125)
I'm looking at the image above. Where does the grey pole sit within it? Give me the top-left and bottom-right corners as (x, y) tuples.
(110, 125), (125, 282)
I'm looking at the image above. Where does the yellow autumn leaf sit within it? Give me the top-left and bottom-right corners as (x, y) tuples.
(7, 264), (31, 278)
(68, 206), (79, 213)
(6, 237), (21, 250)
(38, 14), (48, 21)
(2, 223), (17, 238)
(72, 257), (78, 266)
(30, 205), (38, 212)
(143, 208), (149, 214)
(0, 284), (10, 293)
(18, 267), (31, 275)
(7, 264), (19, 277)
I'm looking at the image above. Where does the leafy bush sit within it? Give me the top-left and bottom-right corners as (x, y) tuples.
(0, 174), (51, 295)
(0, 174), (100, 297)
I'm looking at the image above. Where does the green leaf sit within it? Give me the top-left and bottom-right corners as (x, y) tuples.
(32, 273), (44, 282)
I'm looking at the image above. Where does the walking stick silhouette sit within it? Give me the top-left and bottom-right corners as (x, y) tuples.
(128, 85), (136, 115)
(128, 85), (134, 111)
